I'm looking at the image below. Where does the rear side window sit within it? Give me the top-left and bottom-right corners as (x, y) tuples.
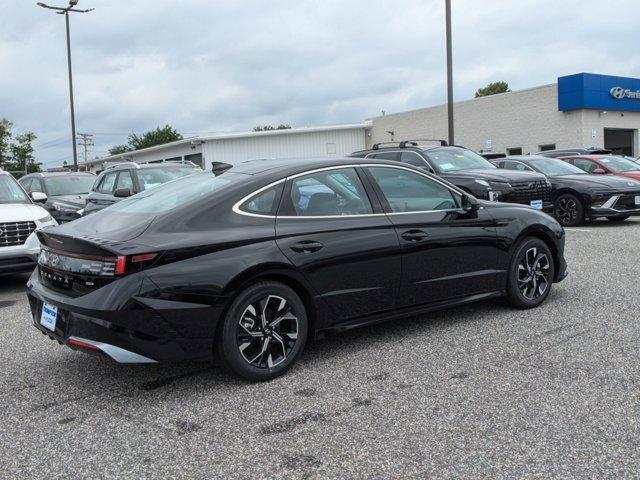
(98, 172), (117, 193)
(285, 168), (373, 216)
(240, 184), (283, 215)
(116, 171), (134, 190)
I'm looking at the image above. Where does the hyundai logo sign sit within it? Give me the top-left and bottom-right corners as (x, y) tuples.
(610, 86), (640, 100)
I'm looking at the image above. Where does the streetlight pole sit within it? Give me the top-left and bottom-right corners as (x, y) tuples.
(37, 1), (93, 171)
(445, 0), (454, 146)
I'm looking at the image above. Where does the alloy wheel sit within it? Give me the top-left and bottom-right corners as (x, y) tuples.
(555, 197), (578, 225)
(236, 295), (299, 369)
(517, 247), (550, 300)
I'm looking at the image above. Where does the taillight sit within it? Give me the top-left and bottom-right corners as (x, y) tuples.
(38, 247), (158, 277)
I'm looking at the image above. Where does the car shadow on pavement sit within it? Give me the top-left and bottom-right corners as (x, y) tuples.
(35, 297), (513, 397)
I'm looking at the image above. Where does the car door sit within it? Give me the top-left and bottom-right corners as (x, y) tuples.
(363, 165), (500, 307)
(275, 166), (401, 323)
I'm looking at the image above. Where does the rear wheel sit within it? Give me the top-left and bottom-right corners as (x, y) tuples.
(554, 193), (584, 227)
(606, 216), (629, 222)
(505, 237), (555, 309)
(216, 281), (308, 381)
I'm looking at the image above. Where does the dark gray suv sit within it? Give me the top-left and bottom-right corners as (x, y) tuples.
(84, 162), (201, 214)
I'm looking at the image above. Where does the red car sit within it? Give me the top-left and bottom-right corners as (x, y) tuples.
(559, 154), (640, 182)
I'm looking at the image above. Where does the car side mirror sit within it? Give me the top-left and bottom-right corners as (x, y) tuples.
(113, 188), (132, 198)
(31, 191), (48, 203)
(592, 168), (607, 175)
(461, 194), (479, 212)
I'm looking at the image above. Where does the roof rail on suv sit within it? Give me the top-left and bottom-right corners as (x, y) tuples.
(372, 139), (448, 150)
(162, 160), (198, 167)
(104, 161), (140, 171)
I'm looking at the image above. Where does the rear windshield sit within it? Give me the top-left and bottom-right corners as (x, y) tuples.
(137, 166), (200, 190)
(104, 172), (244, 214)
(44, 175), (95, 195)
(0, 174), (30, 204)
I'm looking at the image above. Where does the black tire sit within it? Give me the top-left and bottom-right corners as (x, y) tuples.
(606, 216), (630, 222)
(553, 193), (584, 227)
(216, 281), (308, 381)
(505, 237), (555, 309)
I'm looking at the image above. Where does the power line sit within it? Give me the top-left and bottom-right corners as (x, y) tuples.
(76, 132), (94, 164)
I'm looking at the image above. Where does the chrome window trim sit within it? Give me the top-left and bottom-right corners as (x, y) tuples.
(232, 163), (469, 219)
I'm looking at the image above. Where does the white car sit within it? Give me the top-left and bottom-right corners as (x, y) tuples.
(0, 168), (57, 275)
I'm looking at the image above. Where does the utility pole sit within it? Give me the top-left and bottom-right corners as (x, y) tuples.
(76, 132), (93, 165)
(37, 1), (94, 171)
(445, 0), (454, 146)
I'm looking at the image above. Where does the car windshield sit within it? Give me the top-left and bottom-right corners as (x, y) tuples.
(137, 166), (200, 191)
(599, 156), (640, 173)
(531, 159), (587, 176)
(424, 148), (496, 172)
(104, 171), (241, 214)
(0, 174), (30, 204)
(44, 175), (95, 196)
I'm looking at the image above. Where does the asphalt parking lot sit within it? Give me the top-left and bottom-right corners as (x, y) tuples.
(1, 219), (639, 479)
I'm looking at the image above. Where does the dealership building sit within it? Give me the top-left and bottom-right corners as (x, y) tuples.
(81, 72), (640, 173)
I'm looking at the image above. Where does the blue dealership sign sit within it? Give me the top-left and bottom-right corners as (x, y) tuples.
(558, 73), (640, 112)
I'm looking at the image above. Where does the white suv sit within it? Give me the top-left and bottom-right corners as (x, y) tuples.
(0, 169), (57, 275)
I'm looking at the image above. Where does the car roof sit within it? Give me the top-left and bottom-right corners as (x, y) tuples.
(351, 145), (466, 155)
(24, 171), (94, 177)
(503, 155), (551, 162)
(224, 156), (420, 177)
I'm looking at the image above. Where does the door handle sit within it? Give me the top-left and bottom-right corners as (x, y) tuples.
(401, 230), (429, 242)
(290, 241), (324, 253)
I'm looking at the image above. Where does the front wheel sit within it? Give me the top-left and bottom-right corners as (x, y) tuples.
(216, 281), (308, 381)
(606, 216), (629, 222)
(505, 237), (555, 309)
(554, 193), (584, 227)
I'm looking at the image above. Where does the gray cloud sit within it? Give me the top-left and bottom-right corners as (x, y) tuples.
(1, 0), (638, 167)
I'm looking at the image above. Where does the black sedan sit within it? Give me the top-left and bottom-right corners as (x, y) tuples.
(493, 156), (640, 226)
(27, 158), (567, 381)
(19, 172), (96, 223)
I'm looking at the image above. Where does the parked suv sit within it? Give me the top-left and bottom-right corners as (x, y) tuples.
(0, 168), (57, 274)
(84, 162), (201, 214)
(19, 171), (96, 224)
(351, 141), (552, 210)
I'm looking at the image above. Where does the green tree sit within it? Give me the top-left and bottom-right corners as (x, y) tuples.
(475, 81), (510, 98)
(0, 119), (40, 174)
(108, 144), (131, 155)
(253, 124), (291, 132)
(108, 124), (182, 155)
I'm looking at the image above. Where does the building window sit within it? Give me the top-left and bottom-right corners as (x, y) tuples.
(165, 156), (182, 163)
(507, 147), (523, 155)
(539, 144), (556, 152)
(185, 153), (203, 168)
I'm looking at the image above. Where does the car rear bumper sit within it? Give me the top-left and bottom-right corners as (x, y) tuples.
(26, 272), (221, 363)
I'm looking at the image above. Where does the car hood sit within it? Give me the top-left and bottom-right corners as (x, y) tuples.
(0, 203), (49, 222)
(48, 193), (87, 208)
(552, 174), (640, 190)
(443, 169), (546, 183)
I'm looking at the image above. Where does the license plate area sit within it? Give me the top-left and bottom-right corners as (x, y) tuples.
(40, 303), (58, 332)
(530, 199), (543, 210)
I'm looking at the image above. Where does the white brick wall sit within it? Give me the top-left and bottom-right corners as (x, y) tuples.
(367, 84), (640, 155)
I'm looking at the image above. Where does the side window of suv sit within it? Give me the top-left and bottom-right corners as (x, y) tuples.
(399, 152), (431, 170)
(367, 152), (400, 161)
(115, 170), (134, 191)
(19, 177), (33, 192)
(98, 172), (117, 194)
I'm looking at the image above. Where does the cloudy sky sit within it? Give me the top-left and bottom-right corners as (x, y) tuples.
(1, 0), (639, 168)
